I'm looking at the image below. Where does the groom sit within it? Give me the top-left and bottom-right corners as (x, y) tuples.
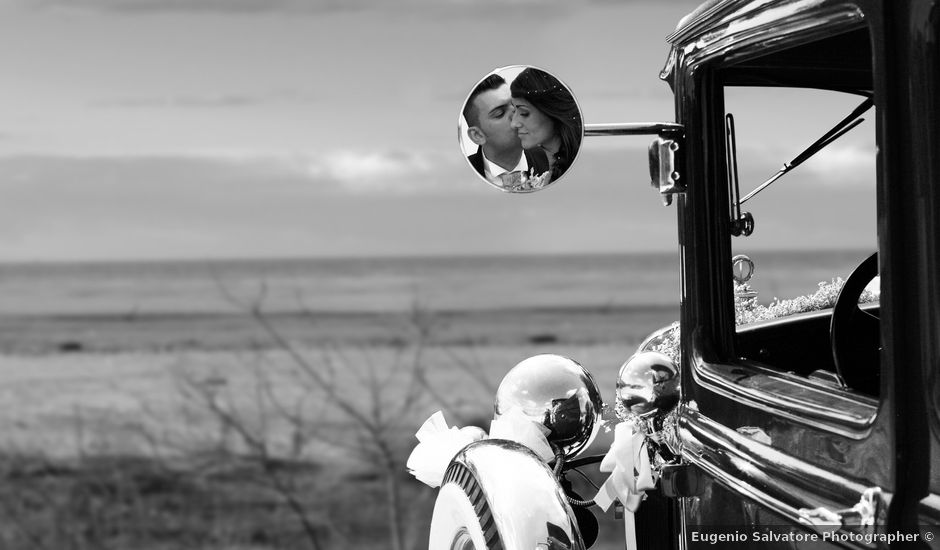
(464, 74), (548, 188)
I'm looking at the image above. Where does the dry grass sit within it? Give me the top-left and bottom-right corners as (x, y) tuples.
(0, 306), (677, 549)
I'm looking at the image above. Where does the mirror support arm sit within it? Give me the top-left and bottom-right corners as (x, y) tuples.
(585, 122), (683, 137)
(585, 122), (686, 205)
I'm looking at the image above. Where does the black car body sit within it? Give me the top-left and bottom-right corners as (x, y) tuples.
(657, 0), (939, 546)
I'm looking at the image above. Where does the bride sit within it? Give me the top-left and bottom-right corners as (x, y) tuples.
(509, 68), (583, 188)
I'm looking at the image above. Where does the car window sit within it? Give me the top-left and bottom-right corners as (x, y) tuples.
(726, 86), (877, 304)
(724, 85), (879, 394)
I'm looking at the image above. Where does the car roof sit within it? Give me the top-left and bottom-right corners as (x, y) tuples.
(664, 0), (873, 94)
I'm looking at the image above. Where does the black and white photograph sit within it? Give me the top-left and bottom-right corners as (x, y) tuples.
(0, 0), (937, 549)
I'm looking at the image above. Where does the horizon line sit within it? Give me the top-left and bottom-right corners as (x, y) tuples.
(0, 247), (878, 267)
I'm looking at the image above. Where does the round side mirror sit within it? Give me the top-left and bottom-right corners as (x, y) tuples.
(458, 65), (584, 193)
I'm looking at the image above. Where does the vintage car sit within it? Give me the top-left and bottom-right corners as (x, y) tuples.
(418, 0), (940, 548)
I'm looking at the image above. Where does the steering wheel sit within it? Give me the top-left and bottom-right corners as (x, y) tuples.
(830, 252), (880, 394)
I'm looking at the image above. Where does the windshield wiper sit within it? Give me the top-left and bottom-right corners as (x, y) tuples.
(738, 97), (874, 205)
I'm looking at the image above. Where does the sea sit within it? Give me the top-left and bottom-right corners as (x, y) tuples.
(0, 250), (873, 318)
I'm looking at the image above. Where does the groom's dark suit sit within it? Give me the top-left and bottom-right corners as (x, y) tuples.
(467, 146), (550, 179)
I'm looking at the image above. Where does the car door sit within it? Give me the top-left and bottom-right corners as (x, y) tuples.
(666, 3), (916, 546)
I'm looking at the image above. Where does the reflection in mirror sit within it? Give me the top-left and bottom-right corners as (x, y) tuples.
(458, 65), (583, 193)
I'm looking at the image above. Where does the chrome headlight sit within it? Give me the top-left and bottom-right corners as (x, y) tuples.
(616, 351), (679, 420)
(494, 354), (602, 459)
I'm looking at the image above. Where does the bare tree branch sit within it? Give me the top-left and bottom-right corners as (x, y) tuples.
(194, 275), (497, 550)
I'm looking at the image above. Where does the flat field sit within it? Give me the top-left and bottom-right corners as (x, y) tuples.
(0, 302), (676, 550)
(0, 250), (864, 548)
(0, 251), (867, 550)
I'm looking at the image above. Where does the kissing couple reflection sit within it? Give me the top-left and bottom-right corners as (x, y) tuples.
(464, 67), (583, 192)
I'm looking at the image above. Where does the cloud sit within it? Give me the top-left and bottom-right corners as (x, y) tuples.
(0, 150), (483, 261)
(140, 149), (460, 193)
(303, 150), (441, 188)
(801, 145), (877, 184)
(21, 0), (586, 15)
(0, 145), (875, 262)
(582, 86), (672, 100)
(11, 0), (695, 19)
(220, 149), (466, 194)
(92, 94), (260, 109)
(90, 90), (322, 109)
(590, 0), (699, 3)
(0, 149), (463, 196)
(25, 0), (365, 15)
(734, 142), (876, 188)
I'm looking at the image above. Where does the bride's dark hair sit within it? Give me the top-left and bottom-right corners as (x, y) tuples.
(510, 68), (582, 179)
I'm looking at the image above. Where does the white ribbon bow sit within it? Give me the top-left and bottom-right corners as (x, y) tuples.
(406, 409), (555, 488)
(488, 407), (554, 462)
(595, 421), (655, 512)
(406, 411), (486, 488)
(594, 421), (657, 550)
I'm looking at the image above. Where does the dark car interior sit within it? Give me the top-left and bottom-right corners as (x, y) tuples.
(736, 302), (880, 393)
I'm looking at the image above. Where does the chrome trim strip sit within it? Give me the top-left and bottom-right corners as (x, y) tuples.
(676, 406), (886, 537)
(678, 497), (690, 550)
(919, 494), (940, 524)
(666, 0), (741, 44)
(669, 0), (860, 46)
(672, 1), (866, 76)
(689, 333), (878, 438)
(452, 440), (585, 550)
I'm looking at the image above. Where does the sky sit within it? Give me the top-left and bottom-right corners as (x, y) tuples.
(0, 0), (877, 261)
